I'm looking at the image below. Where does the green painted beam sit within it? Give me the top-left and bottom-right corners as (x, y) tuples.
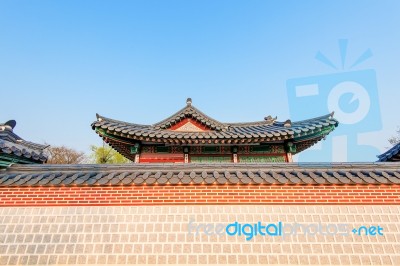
(293, 126), (335, 142)
(0, 153), (41, 167)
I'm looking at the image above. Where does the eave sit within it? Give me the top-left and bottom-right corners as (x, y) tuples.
(377, 143), (400, 162)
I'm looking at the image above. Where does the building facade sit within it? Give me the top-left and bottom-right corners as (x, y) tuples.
(91, 98), (338, 163)
(1, 104), (399, 265)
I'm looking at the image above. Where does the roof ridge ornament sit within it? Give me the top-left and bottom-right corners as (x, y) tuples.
(264, 116), (277, 123)
(96, 113), (103, 122)
(186, 98), (192, 106)
(5, 120), (16, 130)
(284, 119), (292, 127)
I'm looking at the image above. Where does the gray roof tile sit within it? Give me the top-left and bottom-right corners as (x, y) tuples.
(228, 174), (240, 184)
(133, 176), (144, 185)
(216, 176), (228, 184)
(0, 129), (47, 164)
(378, 143), (400, 162)
(284, 172), (302, 184)
(26, 174), (42, 186)
(181, 175), (191, 184)
(1, 162), (400, 187)
(258, 171), (275, 184)
(240, 175), (251, 184)
(157, 175), (168, 185)
(320, 172), (339, 184)
(92, 105), (338, 149)
(169, 175), (180, 184)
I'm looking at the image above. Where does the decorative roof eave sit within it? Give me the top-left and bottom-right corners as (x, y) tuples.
(377, 143), (400, 162)
(95, 128), (281, 146)
(93, 114), (337, 141)
(95, 114), (149, 129)
(0, 139), (47, 163)
(0, 120), (48, 166)
(1, 162), (400, 186)
(0, 153), (45, 167)
(93, 117), (337, 147)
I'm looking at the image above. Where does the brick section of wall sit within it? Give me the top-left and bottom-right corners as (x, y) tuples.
(0, 185), (399, 206)
(0, 206), (399, 265)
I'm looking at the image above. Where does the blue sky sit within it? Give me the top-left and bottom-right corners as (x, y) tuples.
(1, 1), (399, 162)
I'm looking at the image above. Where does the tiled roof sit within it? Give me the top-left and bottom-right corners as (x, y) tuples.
(153, 99), (227, 130)
(0, 120), (48, 166)
(1, 162), (399, 186)
(92, 100), (338, 147)
(377, 143), (400, 162)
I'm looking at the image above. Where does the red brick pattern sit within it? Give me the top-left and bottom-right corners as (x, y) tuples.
(0, 185), (399, 206)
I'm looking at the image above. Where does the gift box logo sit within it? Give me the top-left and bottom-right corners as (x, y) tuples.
(287, 40), (382, 162)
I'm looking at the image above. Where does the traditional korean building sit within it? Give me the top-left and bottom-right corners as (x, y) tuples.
(378, 143), (400, 162)
(0, 107), (399, 265)
(0, 120), (47, 168)
(91, 98), (339, 163)
(0, 162), (400, 265)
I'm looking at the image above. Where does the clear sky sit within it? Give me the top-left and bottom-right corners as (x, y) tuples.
(1, 0), (399, 162)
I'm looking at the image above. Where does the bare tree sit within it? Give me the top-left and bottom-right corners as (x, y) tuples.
(389, 128), (400, 145)
(46, 145), (86, 164)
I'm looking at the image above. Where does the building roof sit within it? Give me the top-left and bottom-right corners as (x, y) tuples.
(0, 120), (48, 167)
(1, 162), (399, 187)
(92, 99), (339, 154)
(377, 143), (400, 162)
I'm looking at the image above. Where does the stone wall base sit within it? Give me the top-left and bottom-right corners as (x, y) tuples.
(0, 205), (399, 265)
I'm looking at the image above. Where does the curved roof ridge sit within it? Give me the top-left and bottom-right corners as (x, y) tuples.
(151, 105), (188, 128)
(91, 106), (339, 153)
(377, 142), (400, 162)
(95, 114), (149, 128)
(19, 140), (48, 151)
(226, 119), (275, 127)
(291, 112), (334, 125)
(163, 112), (336, 128)
(189, 105), (226, 126)
(152, 104), (226, 130)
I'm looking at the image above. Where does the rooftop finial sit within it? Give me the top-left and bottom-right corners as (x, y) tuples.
(5, 120), (16, 129)
(284, 119), (292, 127)
(186, 98), (192, 106)
(264, 115), (272, 121)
